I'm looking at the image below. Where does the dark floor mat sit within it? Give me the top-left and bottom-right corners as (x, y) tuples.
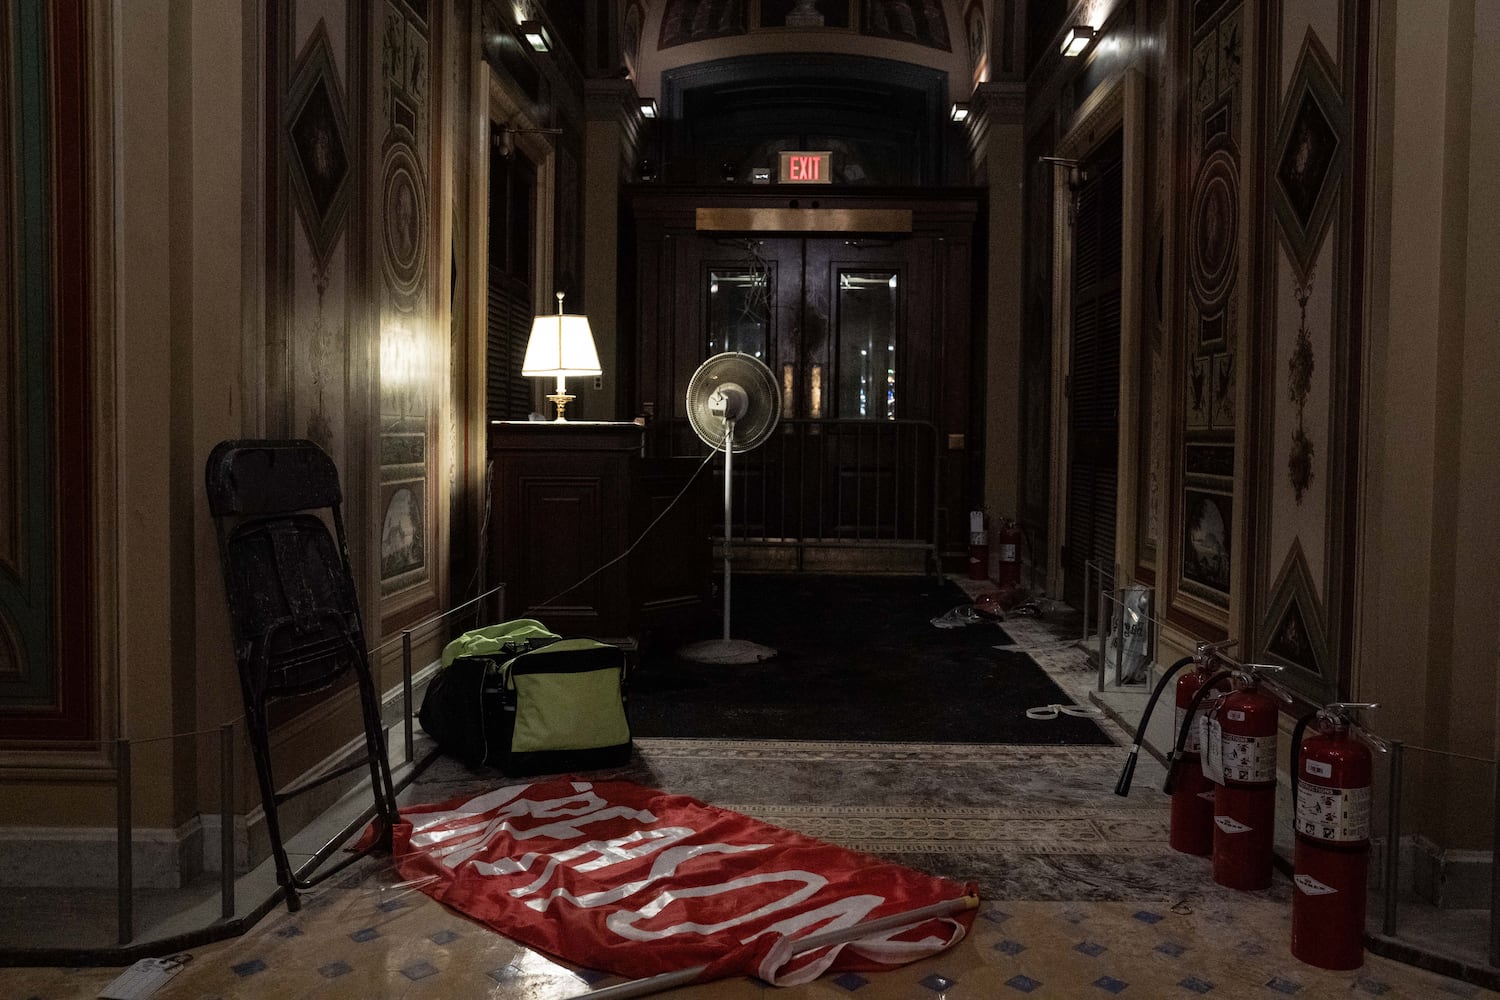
(627, 574), (1110, 745)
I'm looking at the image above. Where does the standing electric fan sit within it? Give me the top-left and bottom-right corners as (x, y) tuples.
(678, 352), (782, 664)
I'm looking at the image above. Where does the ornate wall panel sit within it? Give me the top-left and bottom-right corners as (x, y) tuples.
(1251, 1), (1368, 701)
(375, 0), (444, 627)
(1169, 0), (1246, 626)
(0, 0), (96, 740)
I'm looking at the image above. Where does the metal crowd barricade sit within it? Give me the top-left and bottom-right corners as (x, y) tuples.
(656, 417), (942, 574)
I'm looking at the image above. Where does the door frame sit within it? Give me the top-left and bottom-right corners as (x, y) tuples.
(1048, 69), (1148, 604)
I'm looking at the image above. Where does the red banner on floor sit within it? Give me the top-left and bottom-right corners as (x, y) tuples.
(362, 778), (976, 986)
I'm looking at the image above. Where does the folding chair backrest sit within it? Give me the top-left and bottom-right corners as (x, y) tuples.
(206, 440), (366, 701)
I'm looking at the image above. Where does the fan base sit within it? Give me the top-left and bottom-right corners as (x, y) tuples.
(676, 638), (778, 665)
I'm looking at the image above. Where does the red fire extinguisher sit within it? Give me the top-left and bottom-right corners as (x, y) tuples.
(1117, 639), (1237, 858)
(1290, 702), (1386, 970)
(995, 519), (1024, 589)
(1168, 640), (1237, 855)
(1205, 661), (1293, 890)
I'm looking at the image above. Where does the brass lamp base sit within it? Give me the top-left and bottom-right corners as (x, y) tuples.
(546, 392), (576, 421)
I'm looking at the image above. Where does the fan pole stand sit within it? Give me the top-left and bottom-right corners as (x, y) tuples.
(678, 421), (777, 665)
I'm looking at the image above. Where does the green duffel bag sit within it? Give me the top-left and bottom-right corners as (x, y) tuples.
(418, 620), (630, 774)
(497, 637), (632, 777)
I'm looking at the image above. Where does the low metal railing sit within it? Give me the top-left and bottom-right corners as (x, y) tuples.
(1, 583), (505, 961)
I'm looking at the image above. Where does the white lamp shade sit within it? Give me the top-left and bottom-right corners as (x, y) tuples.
(522, 313), (602, 376)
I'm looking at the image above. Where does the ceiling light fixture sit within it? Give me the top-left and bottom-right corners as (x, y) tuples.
(949, 102), (971, 123)
(1061, 24), (1095, 57)
(639, 97), (658, 119)
(519, 20), (551, 53)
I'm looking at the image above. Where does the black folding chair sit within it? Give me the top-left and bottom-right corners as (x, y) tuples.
(205, 439), (399, 911)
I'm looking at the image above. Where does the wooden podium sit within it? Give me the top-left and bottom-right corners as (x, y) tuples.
(487, 421), (711, 640)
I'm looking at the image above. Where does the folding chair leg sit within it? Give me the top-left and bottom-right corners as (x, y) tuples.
(354, 670), (400, 846)
(244, 705), (303, 912)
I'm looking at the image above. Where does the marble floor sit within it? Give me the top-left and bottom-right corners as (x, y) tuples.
(2, 597), (1493, 999)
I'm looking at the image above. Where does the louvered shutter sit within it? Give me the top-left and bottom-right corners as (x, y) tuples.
(1064, 134), (1124, 608)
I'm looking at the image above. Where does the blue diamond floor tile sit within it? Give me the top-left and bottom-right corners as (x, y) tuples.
(1075, 941), (1107, 957)
(576, 968), (611, 985)
(832, 971), (869, 991)
(230, 959), (265, 978)
(981, 908), (1013, 925)
(274, 925), (302, 938)
(1266, 977), (1302, 995)
(401, 961), (438, 981)
(1006, 974), (1043, 993)
(350, 927), (380, 943)
(1156, 941), (1186, 958)
(1133, 910), (1165, 924)
(1062, 908), (1087, 924)
(377, 897), (410, 913)
(1095, 976), (1129, 994)
(1356, 979), (1390, 996)
(920, 974), (957, 992)
(318, 961), (352, 979)
(994, 939), (1027, 956)
(430, 929), (459, 945)
(1179, 976), (1215, 994)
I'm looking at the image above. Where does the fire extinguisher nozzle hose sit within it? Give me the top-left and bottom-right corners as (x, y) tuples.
(1115, 655), (1194, 797)
(1161, 667), (1235, 795)
(1113, 747), (1139, 797)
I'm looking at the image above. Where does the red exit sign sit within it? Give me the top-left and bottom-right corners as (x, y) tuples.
(779, 150), (832, 184)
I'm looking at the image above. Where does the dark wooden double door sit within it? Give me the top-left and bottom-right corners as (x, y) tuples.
(629, 192), (980, 563)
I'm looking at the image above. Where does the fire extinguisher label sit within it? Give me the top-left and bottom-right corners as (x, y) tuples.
(1226, 709), (1246, 721)
(1294, 873), (1338, 896)
(1220, 731), (1277, 783)
(1215, 815), (1252, 834)
(1305, 759), (1333, 779)
(1000, 544), (1017, 561)
(1295, 780), (1371, 842)
(1201, 718), (1224, 784)
(1175, 705), (1203, 754)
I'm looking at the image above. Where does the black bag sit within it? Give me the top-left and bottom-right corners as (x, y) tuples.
(418, 620), (630, 774)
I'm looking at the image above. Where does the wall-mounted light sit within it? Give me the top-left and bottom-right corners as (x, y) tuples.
(1061, 24), (1095, 57)
(949, 102), (971, 123)
(519, 20), (551, 52)
(639, 97), (658, 119)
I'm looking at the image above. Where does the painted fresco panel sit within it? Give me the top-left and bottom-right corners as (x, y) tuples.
(1174, 0), (1245, 617)
(375, 0), (441, 614)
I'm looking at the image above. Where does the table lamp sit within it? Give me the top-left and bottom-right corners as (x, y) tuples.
(522, 292), (601, 421)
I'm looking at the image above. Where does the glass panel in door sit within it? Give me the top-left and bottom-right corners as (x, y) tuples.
(707, 269), (772, 361)
(835, 270), (899, 420)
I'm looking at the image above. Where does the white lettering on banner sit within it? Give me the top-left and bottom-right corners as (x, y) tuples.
(468, 826), (698, 893)
(605, 870), (830, 939)
(1294, 781), (1371, 842)
(521, 842), (776, 913)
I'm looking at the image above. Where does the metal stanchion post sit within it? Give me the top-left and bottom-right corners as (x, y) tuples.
(1383, 739), (1404, 937)
(1097, 586), (1108, 692)
(116, 738), (133, 945)
(402, 628), (414, 764)
(1490, 750), (1500, 967)
(1082, 561), (1092, 645)
(220, 722), (235, 920)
